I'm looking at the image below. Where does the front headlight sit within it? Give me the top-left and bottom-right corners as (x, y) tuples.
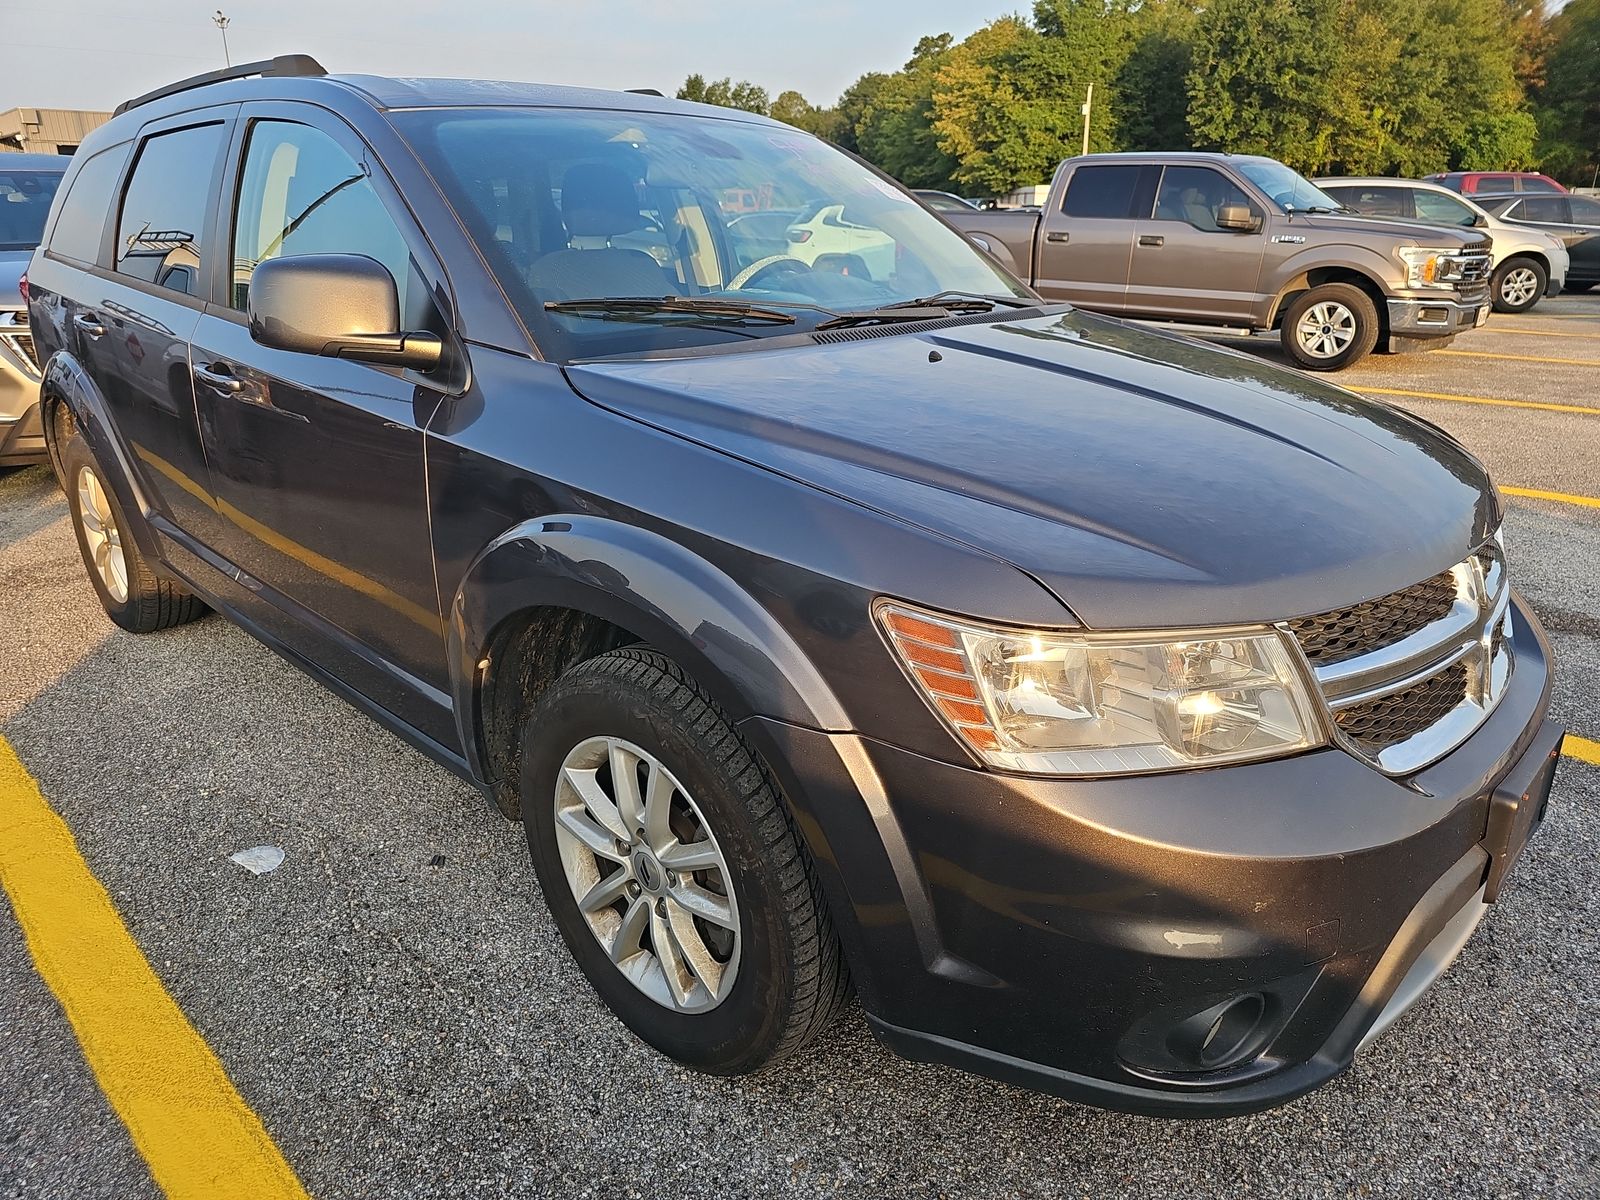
(1399, 246), (1466, 289)
(878, 603), (1324, 776)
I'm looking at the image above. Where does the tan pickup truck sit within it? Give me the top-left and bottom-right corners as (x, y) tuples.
(940, 152), (1493, 370)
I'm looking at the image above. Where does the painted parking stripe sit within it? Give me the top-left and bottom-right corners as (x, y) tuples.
(1481, 327), (1600, 339)
(1502, 485), (1600, 510)
(1567, 736), (1600, 766)
(0, 736), (310, 1200)
(1361, 386), (1600, 416)
(1438, 349), (1600, 367)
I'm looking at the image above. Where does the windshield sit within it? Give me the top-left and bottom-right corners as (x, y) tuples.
(395, 108), (1031, 360)
(1235, 160), (1343, 213)
(0, 169), (64, 251)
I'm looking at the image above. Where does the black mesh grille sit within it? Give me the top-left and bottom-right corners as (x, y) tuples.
(1335, 661), (1469, 754)
(1287, 571), (1458, 667)
(0, 330), (38, 375)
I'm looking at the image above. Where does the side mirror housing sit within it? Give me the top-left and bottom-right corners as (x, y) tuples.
(1216, 204), (1262, 233)
(1473, 213), (1489, 227)
(247, 253), (442, 371)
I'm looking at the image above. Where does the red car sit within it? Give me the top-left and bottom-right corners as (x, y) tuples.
(1427, 171), (1567, 196)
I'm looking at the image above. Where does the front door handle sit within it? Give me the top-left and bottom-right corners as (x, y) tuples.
(1139, 234), (1165, 247)
(194, 363), (244, 394)
(73, 314), (107, 338)
(1045, 231), (1070, 244)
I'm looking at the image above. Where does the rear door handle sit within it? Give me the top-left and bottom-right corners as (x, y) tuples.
(1138, 234), (1165, 247)
(1045, 231), (1070, 244)
(73, 314), (107, 338)
(194, 362), (244, 394)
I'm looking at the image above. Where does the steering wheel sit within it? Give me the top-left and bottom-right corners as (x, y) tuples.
(729, 254), (810, 291)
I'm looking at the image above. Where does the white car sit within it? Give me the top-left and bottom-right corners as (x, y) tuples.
(1316, 176), (1570, 314)
(784, 202), (896, 281)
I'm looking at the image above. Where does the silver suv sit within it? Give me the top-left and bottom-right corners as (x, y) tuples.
(0, 153), (68, 466)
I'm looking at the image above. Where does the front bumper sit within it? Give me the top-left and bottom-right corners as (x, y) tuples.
(1386, 287), (1491, 339)
(0, 308), (45, 465)
(747, 597), (1558, 1117)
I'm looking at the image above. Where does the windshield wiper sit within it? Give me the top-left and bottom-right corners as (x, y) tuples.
(544, 296), (797, 325)
(894, 290), (1038, 310)
(814, 291), (1038, 331)
(1294, 205), (1347, 215)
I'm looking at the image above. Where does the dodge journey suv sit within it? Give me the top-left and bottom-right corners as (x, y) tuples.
(28, 57), (1562, 1116)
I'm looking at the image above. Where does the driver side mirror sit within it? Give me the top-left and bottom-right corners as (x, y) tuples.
(1472, 213), (1489, 227)
(248, 254), (443, 371)
(1216, 204), (1262, 233)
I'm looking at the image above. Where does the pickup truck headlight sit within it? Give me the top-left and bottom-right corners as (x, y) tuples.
(1399, 246), (1466, 290)
(878, 603), (1323, 775)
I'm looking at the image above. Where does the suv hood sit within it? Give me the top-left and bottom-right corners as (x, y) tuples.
(1289, 212), (1490, 249)
(566, 311), (1499, 630)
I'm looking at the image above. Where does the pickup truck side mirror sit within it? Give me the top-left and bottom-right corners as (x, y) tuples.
(1216, 205), (1262, 233)
(248, 253), (443, 371)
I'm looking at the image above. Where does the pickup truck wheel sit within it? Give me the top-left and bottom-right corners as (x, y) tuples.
(61, 437), (207, 633)
(1491, 257), (1546, 313)
(520, 647), (848, 1074)
(1281, 283), (1379, 371)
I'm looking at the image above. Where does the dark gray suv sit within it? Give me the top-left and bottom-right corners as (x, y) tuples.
(26, 57), (1563, 1117)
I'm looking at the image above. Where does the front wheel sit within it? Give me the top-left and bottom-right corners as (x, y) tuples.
(1491, 256), (1547, 314)
(521, 647), (848, 1074)
(1280, 283), (1380, 371)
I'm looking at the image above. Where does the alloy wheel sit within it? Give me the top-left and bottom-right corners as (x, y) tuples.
(552, 735), (740, 1013)
(1295, 301), (1357, 359)
(76, 465), (128, 603)
(1499, 267), (1539, 308)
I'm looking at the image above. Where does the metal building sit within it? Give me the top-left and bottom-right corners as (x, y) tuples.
(0, 108), (111, 156)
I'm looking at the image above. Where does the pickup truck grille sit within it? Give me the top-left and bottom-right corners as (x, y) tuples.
(1283, 540), (1511, 775)
(0, 309), (39, 378)
(1456, 250), (1492, 284)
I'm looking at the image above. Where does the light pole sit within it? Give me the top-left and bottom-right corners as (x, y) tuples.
(1080, 83), (1094, 157)
(213, 10), (231, 67)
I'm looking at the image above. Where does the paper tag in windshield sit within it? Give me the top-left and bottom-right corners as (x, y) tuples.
(862, 175), (916, 203)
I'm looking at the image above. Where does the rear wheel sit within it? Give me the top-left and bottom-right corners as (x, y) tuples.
(61, 437), (206, 633)
(521, 647), (847, 1074)
(1491, 256), (1546, 313)
(1281, 283), (1380, 371)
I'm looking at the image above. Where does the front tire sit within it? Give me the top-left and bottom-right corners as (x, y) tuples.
(521, 647), (847, 1075)
(1491, 256), (1546, 314)
(1280, 283), (1380, 371)
(61, 437), (206, 633)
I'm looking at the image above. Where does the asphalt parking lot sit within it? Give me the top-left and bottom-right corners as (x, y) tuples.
(2, 297), (1598, 1200)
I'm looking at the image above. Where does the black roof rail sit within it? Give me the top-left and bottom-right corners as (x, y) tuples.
(114, 54), (327, 117)
(626, 88), (664, 97)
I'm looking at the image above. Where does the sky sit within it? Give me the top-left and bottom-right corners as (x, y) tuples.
(1, 0), (1024, 113)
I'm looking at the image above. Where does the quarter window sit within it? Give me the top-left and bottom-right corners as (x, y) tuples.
(231, 121), (415, 318)
(1062, 165), (1143, 219)
(45, 145), (127, 263)
(115, 124), (226, 296)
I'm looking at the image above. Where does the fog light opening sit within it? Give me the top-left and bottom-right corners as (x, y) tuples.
(1196, 993), (1266, 1068)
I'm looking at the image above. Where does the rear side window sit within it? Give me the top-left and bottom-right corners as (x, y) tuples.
(1411, 190), (1476, 226)
(46, 145), (128, 264)
(1062, 165), (1142, 219)
(1328, 185), (1409, 219)
(115, 123), (226, 297)
(1518, 197), (1568, 222)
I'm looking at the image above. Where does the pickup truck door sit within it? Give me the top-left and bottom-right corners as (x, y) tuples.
(1032, 162), (1151, 311)
(1125, 165), (1265, 323)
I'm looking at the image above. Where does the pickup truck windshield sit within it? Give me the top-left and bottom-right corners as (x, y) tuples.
(395, 108), (1031, 360)
(0, 169), (64, 252)
(1235, 161), (1343, 214)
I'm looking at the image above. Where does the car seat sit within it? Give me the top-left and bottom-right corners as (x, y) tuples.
(528, 162), (676, 300)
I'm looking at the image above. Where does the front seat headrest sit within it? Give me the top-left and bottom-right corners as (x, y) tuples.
(562, 162), (642, 239)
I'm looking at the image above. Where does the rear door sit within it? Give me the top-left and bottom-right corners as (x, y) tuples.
(1126, 164), (1266, 322)
(187, 103), (459, 740)
(1033, 162), (1150, 310)
(1560, 195), (1600, 281)
(65, 109), (235, 550)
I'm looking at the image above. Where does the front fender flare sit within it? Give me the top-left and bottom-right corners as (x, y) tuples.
(446, 514), (852, 782)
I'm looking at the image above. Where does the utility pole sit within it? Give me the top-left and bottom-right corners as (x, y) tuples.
(213, 10), (231, 67)
(1080, 83), (1094, 157)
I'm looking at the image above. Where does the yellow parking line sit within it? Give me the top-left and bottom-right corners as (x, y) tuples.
(1567, 735), (1600, 766)
(0, 737), (310, 1200)
(1486, 327), (1600, 339)
(1502, 485), (1600, 509)
(1361, 386), (1600, 415)
(1439, 349), (1600, 367)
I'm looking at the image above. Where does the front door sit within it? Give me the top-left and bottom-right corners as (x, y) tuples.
(188, 106), (458, 741)
(1125, 165), (1265, 323)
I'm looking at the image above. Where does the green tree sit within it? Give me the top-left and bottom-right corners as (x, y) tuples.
(1535, 0), (1600, 182)
(1113, 0), (1201, 151)
(850, 35), (962, 189)
(675, 75), (770, 115)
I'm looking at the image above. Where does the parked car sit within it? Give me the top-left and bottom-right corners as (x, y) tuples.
(1472, 193), (1600, 294)
(30, 58), (1562, 1118)
(913, 190), (979, 213)
(724, 208), (800, 271)
(782, 199), (896, 280)
(0, 153), (68, 466)
(1316, 176), (1569, 313)
(941, 153), (1494, 370)
(1426, 171), (1566, 196)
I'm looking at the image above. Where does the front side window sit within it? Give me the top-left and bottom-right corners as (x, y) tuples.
(1152, 166), (1253, 230)
(1411, 190), (1477, 227)
(395, 107), (1027, 361)
(231, 121), (415, 318)
(1567, 196), (1600, 223)
(116, 123), (226, 296)
(1062, 165), (1143, 219)
(0, 167), (65, 252)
